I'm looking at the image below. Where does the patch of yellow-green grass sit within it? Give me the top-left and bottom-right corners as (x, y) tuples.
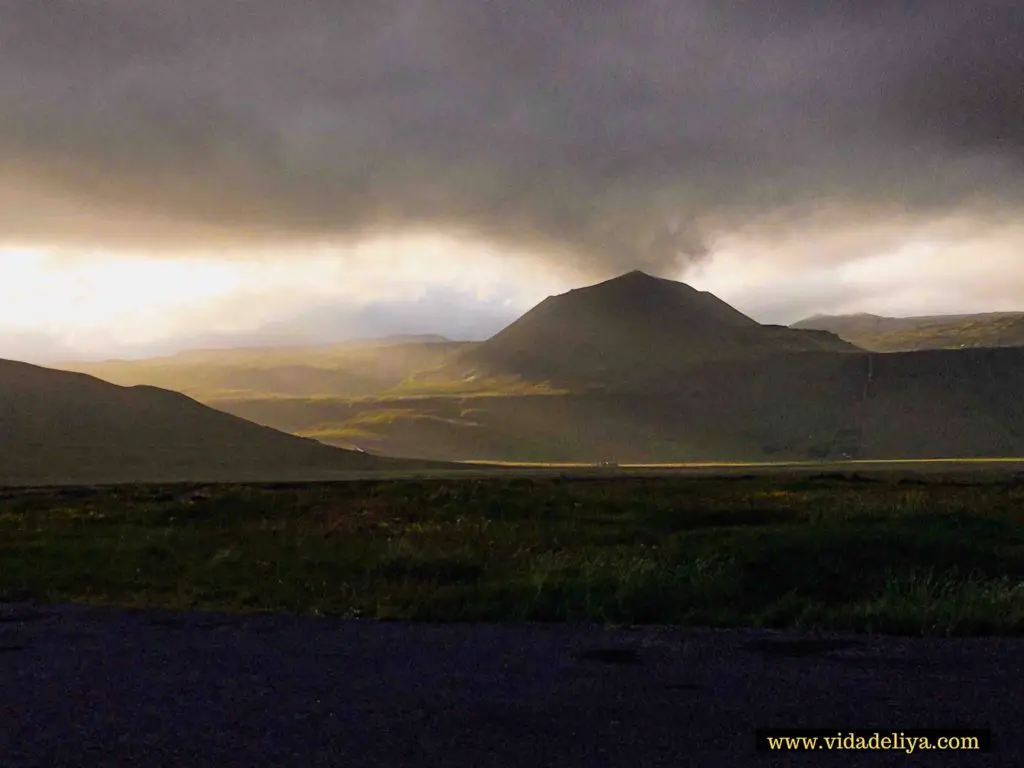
(342, 408), (424, 426)
(384, 374), (571, 398)
(325, 409), (477, 430)
(297, 409), (485, 446)
(297, 425), (378, 442)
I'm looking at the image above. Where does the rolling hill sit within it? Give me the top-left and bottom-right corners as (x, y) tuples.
(792, 311), (1024, 352)
(0, 358), (450, 485)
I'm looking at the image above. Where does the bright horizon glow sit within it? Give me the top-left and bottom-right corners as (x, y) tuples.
(686, 220), (1024, 323)
(2, 249), (244, 338)
(3, 220), (1024, 364)
(0, 236), (566, 362)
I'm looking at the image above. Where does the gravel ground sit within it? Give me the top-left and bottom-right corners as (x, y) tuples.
(2, 603), (1020, 767)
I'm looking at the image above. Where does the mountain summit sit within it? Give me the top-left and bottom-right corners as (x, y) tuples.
(553, 270), (760, 329)
(442, 271), (857, 389)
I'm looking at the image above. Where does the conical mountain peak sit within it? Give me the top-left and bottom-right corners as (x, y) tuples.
(440, 272), (857, 388)
(615, 269), (660, 280)
(589, 269), (679, 290)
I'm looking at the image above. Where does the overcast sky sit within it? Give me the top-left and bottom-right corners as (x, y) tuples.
(1, 1), (1022, 362)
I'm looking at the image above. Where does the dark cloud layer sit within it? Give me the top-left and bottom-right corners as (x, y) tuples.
(1, 1), (1021, 277)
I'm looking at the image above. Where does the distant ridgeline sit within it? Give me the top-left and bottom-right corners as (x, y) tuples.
(33, 272), (1024, 469)
(792, 311), (1024, 353)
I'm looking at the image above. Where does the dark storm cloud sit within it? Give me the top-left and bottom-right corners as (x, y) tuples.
(1, 1), (1021, 276)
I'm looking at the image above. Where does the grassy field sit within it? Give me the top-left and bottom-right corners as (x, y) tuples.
(2, 473), (1023, 636)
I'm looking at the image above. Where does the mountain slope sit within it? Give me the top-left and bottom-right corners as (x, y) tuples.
(0, 359), (448, 485)
(215, 347), (1024, 463)
(57, 276), (856, 400)
(792, 312), (1024, 352)
(429, 271), (857, 390)
(26, 271), (1024, 467)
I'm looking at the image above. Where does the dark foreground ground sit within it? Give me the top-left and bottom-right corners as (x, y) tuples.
(3, 466), (1023, 766)
(1, 602), (1019, 767)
